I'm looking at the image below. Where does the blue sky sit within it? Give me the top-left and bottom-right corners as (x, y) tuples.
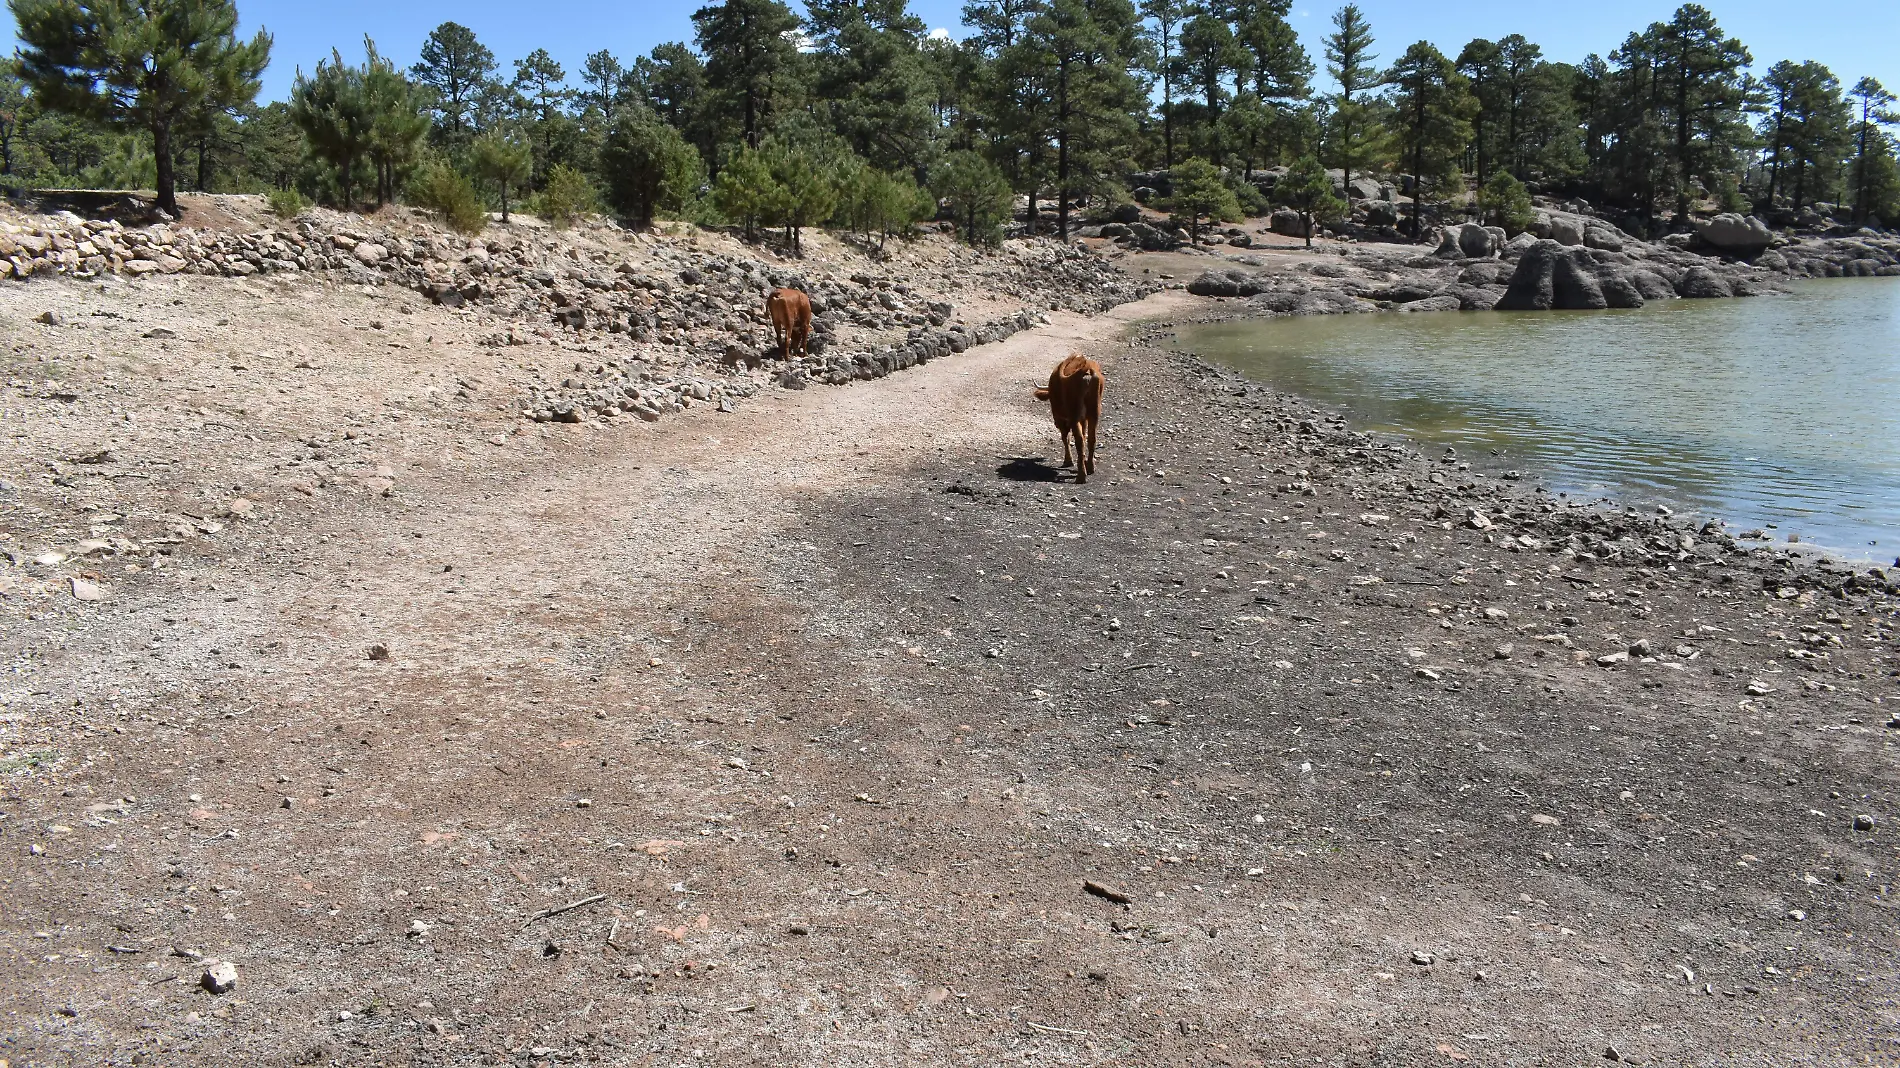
(12, 1), (1899, 106)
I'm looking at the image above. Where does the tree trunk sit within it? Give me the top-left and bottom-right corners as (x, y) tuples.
(153, 119), (178, 216)
(1056, 59), (1071, 241)
(1854, 119), (1870, 221)
(1162, 92), (1174, 168)
(501, 182), (511, 223)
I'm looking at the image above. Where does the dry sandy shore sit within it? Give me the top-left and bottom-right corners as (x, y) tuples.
(1, 265), (1897, 1068)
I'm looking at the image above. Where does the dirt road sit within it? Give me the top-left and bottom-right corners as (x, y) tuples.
(4, 285), (1896, 1068)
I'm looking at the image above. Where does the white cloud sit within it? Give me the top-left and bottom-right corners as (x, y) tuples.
(929, 27), (951, 41)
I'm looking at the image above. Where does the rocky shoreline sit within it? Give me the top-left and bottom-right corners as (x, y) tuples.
(1181, 210), (1900, 315)
(786, 333), (1898, 1063)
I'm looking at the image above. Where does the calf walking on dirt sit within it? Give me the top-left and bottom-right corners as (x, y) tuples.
(1035, 354), (1105, 483)
(766, 287), (812, 361)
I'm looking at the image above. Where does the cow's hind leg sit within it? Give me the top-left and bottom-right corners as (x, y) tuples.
(1072, 424), (1088, 483)
(1083, 412), (1098, 475)
(1056, 420), (1074, 468)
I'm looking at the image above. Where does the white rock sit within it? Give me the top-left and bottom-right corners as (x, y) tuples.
(200, 960), (238, 994)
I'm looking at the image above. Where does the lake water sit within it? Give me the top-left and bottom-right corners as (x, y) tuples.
(1172, 277), (1900, 560)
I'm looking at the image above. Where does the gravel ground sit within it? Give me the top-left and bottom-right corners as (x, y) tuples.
(0, 269), (1895, 1068)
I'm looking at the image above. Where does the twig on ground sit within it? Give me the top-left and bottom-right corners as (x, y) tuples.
(520, 893), (607, 930)
(1027, 1021), (1090, 1036)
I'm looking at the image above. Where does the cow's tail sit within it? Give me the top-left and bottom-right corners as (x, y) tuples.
(1034, 387), (1051, 400)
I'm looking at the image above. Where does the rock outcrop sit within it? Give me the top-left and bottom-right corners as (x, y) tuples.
(1696, 213), (1773, 257)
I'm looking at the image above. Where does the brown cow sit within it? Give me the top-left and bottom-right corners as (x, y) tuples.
(766, 287), (812, 361)
(1034, 353), (1105, 483)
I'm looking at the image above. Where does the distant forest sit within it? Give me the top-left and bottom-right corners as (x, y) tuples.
(3, 0), (1896, 241)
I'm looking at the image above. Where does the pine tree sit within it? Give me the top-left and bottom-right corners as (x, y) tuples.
(1277, 153), (1344, 247)
(1138, 0), (1185, 166)
(601, 109), (704, 228)
(1167, 155), (1238, 241)
(1234, 0), (1312, 156)
(1179, 12), (1242, 121)
(411, 22), (496, 147)
(511, 49), (574, 187)
(761, 137), (838, 255)
(290, 48), (371, 208)
(805, 0), (936, 175)
(694, 0), (801, 151)
(362, 39), (428, 208)
(1022, 0), (1146, 237)
(1760, 60), (1851, 211)
(1849, 78), (1897, 223)
(934, 148), (1013, 245)
(469, 131), (531, 220)
(1321, 3), (1380, 191)
(11, 0), (271, 216)
(1455, 39), (1501, 183)
(581, 51), (631, 123)
(1384, 41), (1475, 239)
(1652, 4), (1754, 220)
(713, 142), (781, 240)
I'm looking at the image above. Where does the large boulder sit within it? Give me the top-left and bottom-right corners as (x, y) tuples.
(1396, 293), (1463, 313)
(1696, 213), (1773, 257)
(1495, 239), (1623, 311)
(1597, 270), (1646, 309)
(1187, 269), (1267, 298)
(1548, 214), (1585, 246)
(1458, 261), (1503, 286)
(1582, 224), (1626, 252)
(1346, 175), (1384, 201)
(1269, 208), (1311, 238)
(1127, 221), (1173, 250)
(1676, 264), (1734, 298)
(1503, 231), (1540, 257)
(1436, 222), (1498, 259)
(1552, 253), (1608, 310)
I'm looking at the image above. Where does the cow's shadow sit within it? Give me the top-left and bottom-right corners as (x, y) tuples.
(996, 456), (1065, 482)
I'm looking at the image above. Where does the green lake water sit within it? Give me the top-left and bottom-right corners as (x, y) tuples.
(1171, 277), (1900, 560)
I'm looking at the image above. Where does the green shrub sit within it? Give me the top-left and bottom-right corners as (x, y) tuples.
(532, 164), (599, 230)
(1476, 171), (1535, 233)
(267, 187), (308, 219)
(1168, 157), (1242, 240)
(407, 161), (486, 235)
(1228, 174), (1269, 217)
(933, 150), (1011, 246)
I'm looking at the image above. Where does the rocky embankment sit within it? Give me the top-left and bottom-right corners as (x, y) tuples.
(1186, 208), (1900, 315)
(1140, 330), (1900, 606)
(0, 201), (1155, 426)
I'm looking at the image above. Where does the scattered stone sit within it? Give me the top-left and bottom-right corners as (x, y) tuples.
(200, 960), (238, 994)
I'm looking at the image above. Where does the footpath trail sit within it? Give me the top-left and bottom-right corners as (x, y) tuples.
(5, 283), (1897, 1068)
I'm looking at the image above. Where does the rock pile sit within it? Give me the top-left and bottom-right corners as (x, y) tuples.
(0, 204), (1158, 426)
